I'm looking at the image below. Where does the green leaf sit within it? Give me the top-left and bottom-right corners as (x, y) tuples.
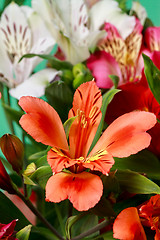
(112, 150), (160, 180)
(66, 213), (98, 240)
(0, 191), (30, 230)
(116, 169), (160, 194)
(63, 116), (77, 139)
(97, 231), (114, 240)
(30, 166), (52, 188)
(143, 18), (154, 33)
(91, 197), (116, 217)
(28, 147), (49, 161)
(16, 225), (32, 240)
(143, 53), (160, 104)
(65, 214), (85, 240)
(19, 53), (73, 70)
(35, 155), (48, 168)
(109, 75), (119, 89)
(31, 226), (59, 240)
(89, 89), (120, 153)
(45, 80), (73, 122)
(2, 103), (23, 124)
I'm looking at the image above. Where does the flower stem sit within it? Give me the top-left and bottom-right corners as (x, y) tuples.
(16, 190), (64, 240)
(71, 219), (111, 240)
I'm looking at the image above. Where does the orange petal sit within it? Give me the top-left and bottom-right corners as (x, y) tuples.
(113, 207), (147, 240)
(47, 148), (76, 173)
(19, 96), (69, 151)
(91, 111), (156, 158)
(68, 81), (102, 158)
(46, 171), (103, 211)
(83, 151), (114, 175)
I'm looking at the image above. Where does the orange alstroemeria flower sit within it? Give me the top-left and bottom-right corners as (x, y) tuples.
(19, 81), (156, 211)
(113, 207), (147, 240)
(139, 194), (160, 240)
(113, 195), (160, 240)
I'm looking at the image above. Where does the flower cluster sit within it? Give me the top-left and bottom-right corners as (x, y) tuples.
(0, 0), (160, 240)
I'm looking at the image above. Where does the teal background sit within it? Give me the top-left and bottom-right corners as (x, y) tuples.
(0, 0), (160, 137)
(127, 0), (160, 26)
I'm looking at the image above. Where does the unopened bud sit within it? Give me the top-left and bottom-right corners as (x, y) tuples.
(0, 134), (24, 174)
(0, 160), (16, 194)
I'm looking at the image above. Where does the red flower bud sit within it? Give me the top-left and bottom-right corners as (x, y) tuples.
(0, 160), (16, 194)
(0, 134), (24, 174)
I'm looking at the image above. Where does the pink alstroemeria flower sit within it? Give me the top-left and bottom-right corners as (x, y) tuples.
(144, 26), (160, 52)
(87, 19), (143, 88)
(19, 81), (156, 211)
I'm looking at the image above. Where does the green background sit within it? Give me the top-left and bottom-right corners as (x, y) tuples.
(0, 0), (160, 136)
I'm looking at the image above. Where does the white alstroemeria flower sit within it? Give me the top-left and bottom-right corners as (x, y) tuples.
(0, 2), (55, 97)
(89, 0), (136, 39)
(10, 69), (60, 99)
(131, 1), (147, 25)
(32, 0), (136, 64)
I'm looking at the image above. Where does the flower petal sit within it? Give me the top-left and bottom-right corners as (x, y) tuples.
(47, 148), (76, 173)
(113, 207), (147, 240)
(131, 2), (147, 25)
(0, 219), (17, 238)
(46, 171), (103, 211)
(19, 96), (69, 151)
(89, 0), (136, 39)
(84, 151), (114, 175)
(91, 111), (157, 158)
(0, 160), (15, 194)
(68, 81), (102, 158)
(145, 26), (160, 52)
(10, 69), (59, 99)
(87, 51), (122, 89)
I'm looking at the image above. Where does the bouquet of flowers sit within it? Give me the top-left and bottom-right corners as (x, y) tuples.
(0, 0), (160, 239)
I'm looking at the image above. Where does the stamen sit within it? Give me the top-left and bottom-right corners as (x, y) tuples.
(85, 149), (108, 163)
(77, 109), (87, 128)
(89, 106), (98, 119)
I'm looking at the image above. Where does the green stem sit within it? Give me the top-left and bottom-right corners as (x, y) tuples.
(21, 175), (27, 198)
(71, 219), (111, 240)
(22, 132), (28, 168)
(16, 190), (64, 240)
